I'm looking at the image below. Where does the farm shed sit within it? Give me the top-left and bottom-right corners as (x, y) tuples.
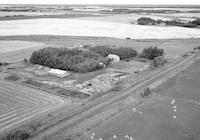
(48, 68), (70, 77)
(107, 54), (120, 63)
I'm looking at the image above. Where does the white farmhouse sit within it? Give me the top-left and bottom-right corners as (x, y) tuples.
(107, 54), (120, 63)
(48, 68), (70, 78)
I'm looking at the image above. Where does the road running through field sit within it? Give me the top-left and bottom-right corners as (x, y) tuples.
(0, 80), (67, 133)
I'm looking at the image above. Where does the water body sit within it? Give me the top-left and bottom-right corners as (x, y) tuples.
(0, 18), (200, 39)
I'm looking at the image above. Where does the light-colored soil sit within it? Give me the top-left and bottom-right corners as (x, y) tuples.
(1, 18), (200, 39)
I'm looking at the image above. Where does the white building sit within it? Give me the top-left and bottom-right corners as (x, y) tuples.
(48, 68), (70, 78)
(107, 54), (120, 63)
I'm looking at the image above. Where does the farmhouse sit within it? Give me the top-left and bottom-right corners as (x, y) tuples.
(107, 54), (120, 63)
(48, 68), (70, 78)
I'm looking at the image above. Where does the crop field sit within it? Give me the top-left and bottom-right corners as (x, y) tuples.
(0, 80), (67, 133)
(80, 59), (200, 140)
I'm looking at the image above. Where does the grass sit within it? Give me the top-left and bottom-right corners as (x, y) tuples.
(153, 60), (200, 102)
(0, 40), (44, 63)
(83, 97), (200, 140)
(0, 41), (44, 54)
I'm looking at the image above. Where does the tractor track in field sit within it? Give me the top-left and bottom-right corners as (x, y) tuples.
(0, 80), (66, 134)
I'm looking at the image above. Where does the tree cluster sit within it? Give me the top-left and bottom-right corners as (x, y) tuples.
(138, 17), (199, 28)
(141, 46), (164, 60)
(138, 17), (157, 25)
(190, 18), (200, 26)
(88, 45), (137, 60)
(30, 47), (109, 73)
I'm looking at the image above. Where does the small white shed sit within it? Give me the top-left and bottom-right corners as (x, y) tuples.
(48, 68), (70, 78)
(107, 54), (120, 63)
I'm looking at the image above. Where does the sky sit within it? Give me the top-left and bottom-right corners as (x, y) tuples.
(0, 0), (200, 5)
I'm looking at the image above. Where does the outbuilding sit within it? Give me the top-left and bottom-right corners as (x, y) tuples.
(48, 68), (70, 78)
(107, 54), (120, 63)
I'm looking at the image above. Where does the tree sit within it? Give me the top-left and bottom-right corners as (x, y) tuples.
(140, 87), (151, 97)
(190, 18), (200, 25)
(152, 56), (167, 67)
(89, 45), (137, 59)
(23, 58), (28, 63)
(141, 46), (164, 60)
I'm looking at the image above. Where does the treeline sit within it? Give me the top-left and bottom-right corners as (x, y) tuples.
(30, 47), (109, 73)
(138, 17), (200, 28)
(87, 45), (137, 60)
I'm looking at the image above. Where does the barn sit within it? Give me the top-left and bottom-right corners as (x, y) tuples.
(107, 54), (120, 63)
(48, 68), (70, 78)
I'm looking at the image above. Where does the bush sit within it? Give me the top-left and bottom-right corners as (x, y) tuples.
(89, 45), (137, 60)
(0, 62), (9, 66)
(30, 47), (108, 73)
(140, 87), (151, 97)
(152, 56), (167, 67)
(6, 74), (20, 81)
(194, 46), (200, 50)
(23, 58), (28, 63)
(141, 46), (164, 60)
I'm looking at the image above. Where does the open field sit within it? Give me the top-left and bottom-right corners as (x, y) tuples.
(0, 79), (67, 134)
(81, 97), (200, 140)
(0, 41), (45, 53)
(0, 18), (200, 39)
(0, 41), (45, 62)
(154, 60), (200, 102)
